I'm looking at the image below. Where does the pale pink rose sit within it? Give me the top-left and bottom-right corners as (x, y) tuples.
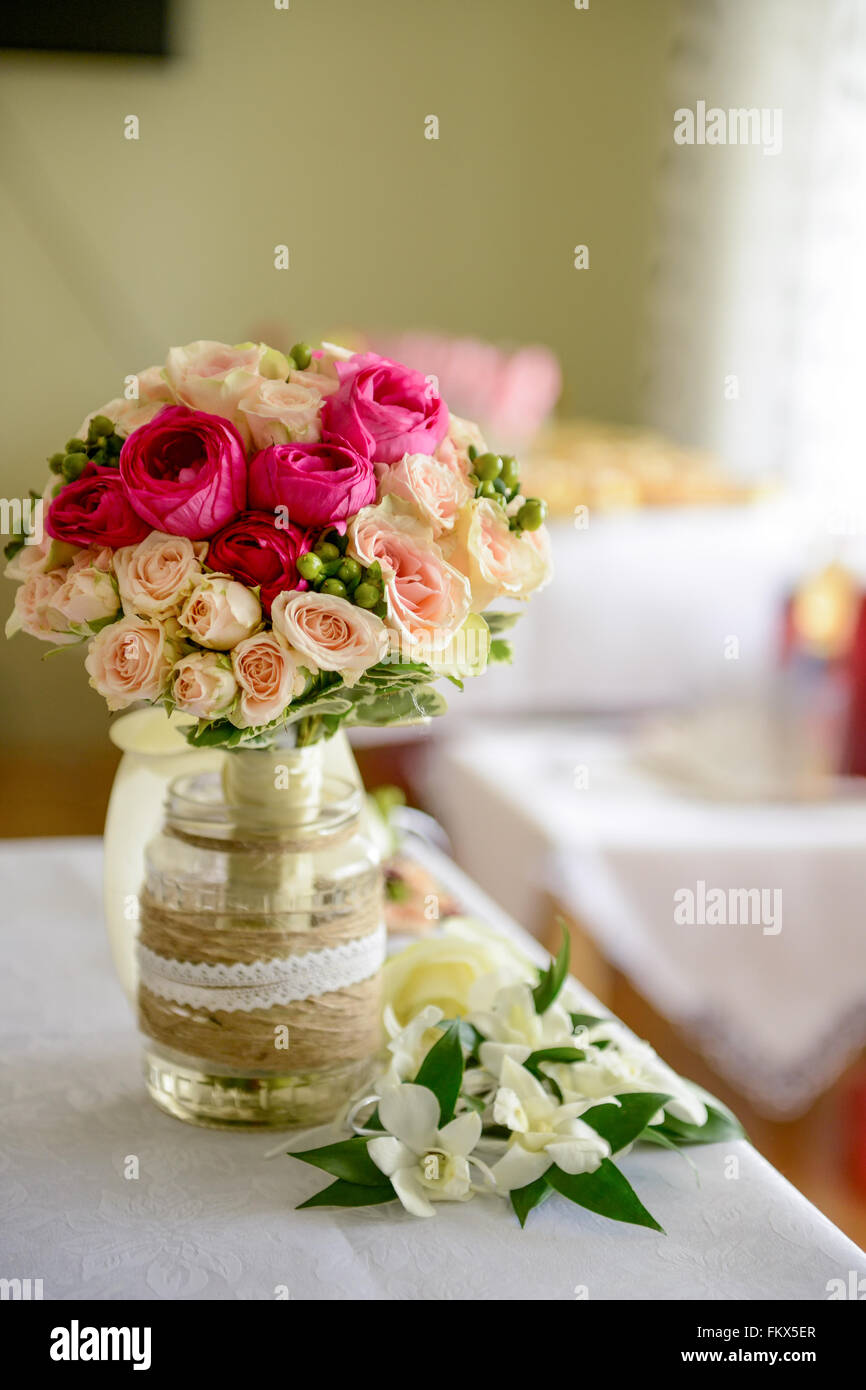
(5, 532), (52, 583)
(271, 590), (388, 686)
(172, 650), (238, 719)
(348, 503), (471, 652)
(435, 413), (488, 471)
(5, 570), (77, 644)
(178, 574), (262, 650)
(50, 565), (120, 629)
(114, 532), (205, 618)
(163, 340), (290, 438)
(77, 366), (176, 439)
(445, 498), (553, 610)
(239, 370), (336, 448)
(377, 452), (474, 535)
(231, 632), (304, 727)
(70, 545), (114, 573)
(84, 615), (175, 709)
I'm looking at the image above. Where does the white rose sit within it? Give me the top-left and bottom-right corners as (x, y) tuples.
(178, 574), (262, 650)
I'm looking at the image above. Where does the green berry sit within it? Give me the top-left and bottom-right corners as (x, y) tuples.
(321, 578), (347, 598)
(314, 541), (341, 563)
(366, 560), (382, 585)
(49, 453), (66, 474)
(290, 342), (313, 371)
(373, 599), (388, 619)
(475, 452), (503, 482)
(500, 455), (520, 489)
(65, 437), (87, 454)
(88, 414), (114, 439)
(337, 557), (361, 587)
(298, 551), (324, 582)
(478, 479), (497, 498)
(62, 453), (87, 482)
(517, 498), (547, 531)
(353, 582), (380, 609)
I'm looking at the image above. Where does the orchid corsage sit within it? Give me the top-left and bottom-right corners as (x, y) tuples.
(287, 929), (743, 1228)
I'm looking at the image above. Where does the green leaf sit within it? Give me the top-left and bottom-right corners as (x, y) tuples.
(654, 1103), (745, 1147)
(525, 1046), (586, 1068)
(532, 920), (571, 1014)
(547, 1158), (664, 1232)
(581, 1092), (670, 1154)
(438, 1017), (484, 1054)
(297, 1177), (397, 1210)
(413, 1021), (464, 1125)
(569, 1012), (607, 1032)
(287, 1136), (388, 1187)
(483, 610), (522, 635)
(510, 1176), (553, 1228)
(489, 639), (513, 664)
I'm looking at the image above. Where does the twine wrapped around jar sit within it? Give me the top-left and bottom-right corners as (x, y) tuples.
(137, 875), (384, 1073)
(137, 741), (385, 1120)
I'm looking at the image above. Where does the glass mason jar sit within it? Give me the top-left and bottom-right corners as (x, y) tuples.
(137, 742), (384, 1129)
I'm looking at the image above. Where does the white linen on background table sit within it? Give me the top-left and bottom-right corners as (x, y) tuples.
(0, 837), (863, 1300)
(427, 727), (866, 1117)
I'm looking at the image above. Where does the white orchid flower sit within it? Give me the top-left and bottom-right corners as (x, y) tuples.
(549, 1021), (708, 1128)
(378, 1004), (445, 1093)
(368, 1083), (484, 1218)
(471, 982), (577, 1078)
(487, 1056), (611, 1193)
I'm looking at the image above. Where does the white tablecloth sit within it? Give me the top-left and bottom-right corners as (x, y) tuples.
(1, 837), (862, 1300)
(427, 726), (866, 1117)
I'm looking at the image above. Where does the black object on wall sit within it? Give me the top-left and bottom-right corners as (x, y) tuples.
(0, 0), (170, 57)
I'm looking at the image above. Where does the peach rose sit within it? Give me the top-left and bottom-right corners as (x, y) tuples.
(378, 451), (474, 535)
(178, 574), (262, 651)
(172, 650), (238, 719)
(84, 615), (175, 709)
(435, 413), (488, 472)
(271, 589), (388, 686)
(348, 502), (471, 653)
(77, 365), (175, 439)
(114, 532), (205, 618)
(163, 340), (290, 438)
(445, 498), (553, 610)
(231, 632), (304, 727)
(239, 369), (336, 448)
(5, 532), (52, 583)
(70, 545), (114, 573)
(50, 565), (120, 629)
(5, 570), (77, 644)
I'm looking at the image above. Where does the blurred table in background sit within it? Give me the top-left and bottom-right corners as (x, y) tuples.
(426, 721), (866, 1118)
(455, 501), (801, 715)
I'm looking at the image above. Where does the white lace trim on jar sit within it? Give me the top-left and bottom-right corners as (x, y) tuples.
(137, 923), (386, 1013)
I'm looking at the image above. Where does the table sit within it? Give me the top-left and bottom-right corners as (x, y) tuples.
(1, 837), (863, 1300)
(427, 725), (866, 1119)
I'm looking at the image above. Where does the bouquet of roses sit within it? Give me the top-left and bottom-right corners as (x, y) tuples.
(5, 340), (551, 747)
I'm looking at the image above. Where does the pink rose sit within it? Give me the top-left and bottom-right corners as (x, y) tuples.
(172, 651), (238, 719)
(114, 532), (205, 618)
(377, 452), (474, 535)
(271, 590), (388, 686)
(239, 370), (336, 449)
(248, 441), (376, 530)
(207, 511), (309, 613)
(5, 532), (52, 583)
(77, 366), (176, 439)
(348, 502), (470, 651)
(435, 413), (488, 471)
(84, 615), (176, 710)
(231, 632), (305, 728)
(178, 574), (262, 650)
(322, 353), (449, 464)
(45, 464), (150, 549)
(50, 565), (120, 629)
(444, 498), (553, 610)
(119, 405), (247, 539)
(5, 570), (78, 645)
